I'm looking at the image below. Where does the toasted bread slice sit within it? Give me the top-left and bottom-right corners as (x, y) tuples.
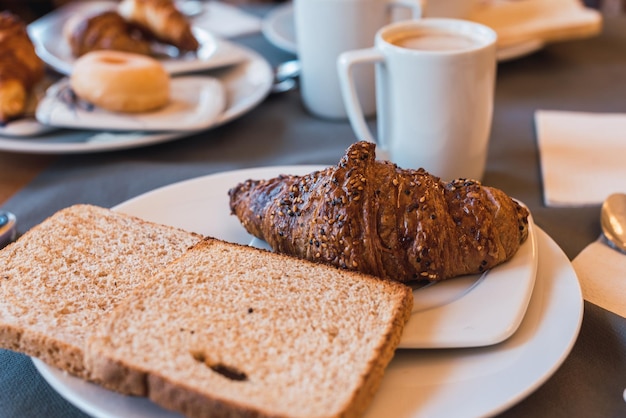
(86, 237), (413, 418)
(0, 204), (201, 378)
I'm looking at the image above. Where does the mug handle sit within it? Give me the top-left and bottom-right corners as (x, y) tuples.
(337, 48), (384, 147)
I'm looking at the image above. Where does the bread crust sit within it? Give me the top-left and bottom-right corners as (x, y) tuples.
(0, 324), (87, 378)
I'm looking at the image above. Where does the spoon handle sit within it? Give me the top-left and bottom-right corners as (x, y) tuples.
(0, 210), (17, 249)
(601, 192), (626, 254)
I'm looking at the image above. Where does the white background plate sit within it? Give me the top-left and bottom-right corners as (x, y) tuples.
(261, 4), (297, 54)
(36, 77), (225, 132)
(0, 118), (56, 138)
(33, 166), (583, 418)
(0, 44), (272, 154)
(261, 3), (545, 62)
(27, 1), (247, 76)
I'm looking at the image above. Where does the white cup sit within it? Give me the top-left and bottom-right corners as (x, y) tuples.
(338, 18), (497, 180)
(294, 0), (422, 120)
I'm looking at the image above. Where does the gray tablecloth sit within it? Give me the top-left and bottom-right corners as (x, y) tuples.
(1, 10), (626, 418)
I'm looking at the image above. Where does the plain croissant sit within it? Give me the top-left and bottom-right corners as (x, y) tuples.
(118, 0), (199, 53)
(229, 141), (530, 283)
(0, 12), (44, 123)
(63, 10), (153, 58)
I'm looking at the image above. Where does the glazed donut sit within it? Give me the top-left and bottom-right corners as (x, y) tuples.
(70, 50), (170, 113)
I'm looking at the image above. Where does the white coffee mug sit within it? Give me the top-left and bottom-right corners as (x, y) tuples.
(338, 18), (497, 180)
(294, 0), (422, 120)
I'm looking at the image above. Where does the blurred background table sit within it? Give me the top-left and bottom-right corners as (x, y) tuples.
(0, 154), (53, 204)
(1, 2), (626, 418)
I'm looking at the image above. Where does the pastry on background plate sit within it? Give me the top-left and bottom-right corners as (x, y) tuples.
(70, 50), (170, 113)
(63, 0), (199, 58)
(118, 0), (199, 53)
(0, 11), (45, 123)
(63, 10), (153, 57)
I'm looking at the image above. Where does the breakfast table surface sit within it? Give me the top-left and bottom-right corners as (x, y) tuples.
(1, 5), (626, 418)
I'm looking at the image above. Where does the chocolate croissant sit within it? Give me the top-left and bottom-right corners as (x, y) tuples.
(118, 0), (199, 53)
(63, 10), (152, 57)
(0, 12), (44, 123)
(229, 142), (530, 283)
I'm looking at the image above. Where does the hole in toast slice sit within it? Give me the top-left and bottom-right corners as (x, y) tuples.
(190, 350), (248, 382)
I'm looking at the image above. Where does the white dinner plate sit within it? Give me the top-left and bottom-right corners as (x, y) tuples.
(27, 1), (247, 76)
(0, 44), (272, 154)
(36, 76), (225, 132)
(261, 3), (545, 62)
(33, 166), (582, 418)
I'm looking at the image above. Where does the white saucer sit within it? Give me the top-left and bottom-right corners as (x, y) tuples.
(32, 165), (582, 418)
(0, 43), (272, 154)
(262, 3), (297, 54)
(251, 202), (539, 349)
(262, 3), (546, 62)
(27, 1), (247, 76)
(36, 76), (225, 132)
(400, 210), (537, 348)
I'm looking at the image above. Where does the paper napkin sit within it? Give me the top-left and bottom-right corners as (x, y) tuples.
(535, 110), (626, 207)
(470, 0), (602, 48)
(573, 239), (626, 318)
(192, 1), (262, 38)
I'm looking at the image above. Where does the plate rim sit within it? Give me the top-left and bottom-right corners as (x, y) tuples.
(261, 3), (297, 54)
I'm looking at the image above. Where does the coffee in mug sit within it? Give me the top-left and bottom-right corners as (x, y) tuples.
(388, 31), (480, 51)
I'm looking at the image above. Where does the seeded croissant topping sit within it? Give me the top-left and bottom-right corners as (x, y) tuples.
(229, 141), (529, 283)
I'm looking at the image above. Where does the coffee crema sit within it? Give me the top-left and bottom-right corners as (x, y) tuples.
(389, 32), (480, 51)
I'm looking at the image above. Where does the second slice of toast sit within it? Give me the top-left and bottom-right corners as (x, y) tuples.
(86, 237), (414, 418)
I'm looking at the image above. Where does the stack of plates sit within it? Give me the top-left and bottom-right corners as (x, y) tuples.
(0, 1), (273, 154)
